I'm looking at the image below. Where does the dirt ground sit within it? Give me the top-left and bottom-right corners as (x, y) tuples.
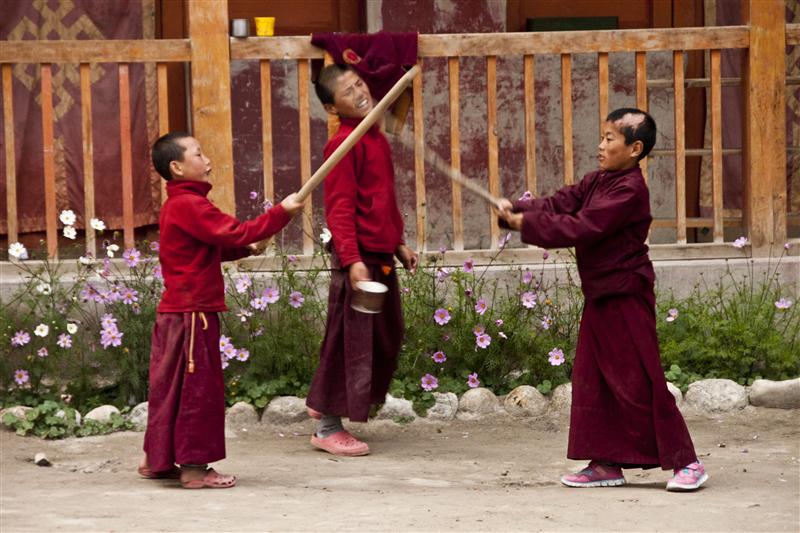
(1, 407), (798, 533)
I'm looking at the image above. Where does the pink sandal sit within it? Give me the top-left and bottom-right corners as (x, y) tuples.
(311, 430), (370, 456)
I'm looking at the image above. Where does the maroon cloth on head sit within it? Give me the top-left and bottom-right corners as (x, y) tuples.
(306, 251), (404, 422)
(310, 31), (418, 100)
(143, 312), (225, 471)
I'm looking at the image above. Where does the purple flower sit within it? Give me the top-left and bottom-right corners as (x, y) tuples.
(236, 348), (250, 362)
(665, 308), (679, 322)
(433, 308), (451, 325)
(475, 298), (488, 316)
(81, 285), (103, 303)
(237, 309), (253, 322)
(253, 327), (264, 337)
(249, 190), (258, 200)
(235, 275), (252, 294)
(775, 298), (793, 310)
(100, 313), (117, 330)
(221, 359), (229, 370)
(421, 373), (439, 391)
(262, 199), (274, 212)
(436, 268), (451, 282)
(432, 351), (447, 363)
(100, 328), (123, 348)
(548, 348), (565, 366)
(733, 236), (749, 249)
(402, 287), (411, 294)
(123, 248), (141, 268)
(518, 191), (533, 201)
(463, 258), (474, 273)
(438, 245), (447, 255)
(467, 372), (480, 388)
(37, 347), (48, 358)
(472, 324), (485, 336)
(784, 242), (790, 250)
(251, 296), (268, 311)
(521, 291), (537, 309)
(153, 265), (163, 281)
(57, 333), (72, 348)
(541, 316), (552, 330)
(442, 334), (451, 342)
(476, 333), (492, 349)
(121, 287), (139, 305)
(263, 287), (279, 304)
(14, 369), (29, 386)
(542, 251), (550, 260)
(288, 255), (298, 264)
(11, 330), (31, 347)
(149, 241), (160, 252)
(522, 270), (534, 284)
(289, 291), (304, 308)
(495, 319), (504, 327)
(219, 335), (232, 350)
(222, 343), (237, 361)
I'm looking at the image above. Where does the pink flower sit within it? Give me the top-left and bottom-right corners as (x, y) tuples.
(521, 291), (537, 309)
(666, 308), (679, 322)
(37, 347), (48, 358)
(121, 287), (139, 305)
(123, 248), (141, 268)
(153, 264), (163, 281)
(219, 335), (231, 350)
(251, 296), (268, 310)
(475, 298), (488, 315)
(784, 242), (790, 250)
(464, 288), (473, 297)
(421, 373), (439, 391)
(499, 233), (512, 249)
(289, 291), (304, 308)
(436, 268), (450, 282)
(149, 241), (160, 252)
(472, 324), (485, 336)
(262, 199), (273, 212)
(775, 298), (793, 310)
(463, 258), (474, 273)
(249, 191), (258, 200)
(518, 191), (533, 201)
(467, 372), (480, 388)
(236, 348), (250, 362)
(253, 328), (264, 337)
(434, 308), (451, 325)
(432, 351), (446, 363)
(100, 313), (117, 330)
(541, 316), (552, 330)
(222, 343), (237, 361)
(11, 330), (30, 347)
(235, 276), (252, 294)
(57, 333), (72, 349)
(288, 255), (298, 264)
(438, 245), (447, 255)
(263, 287), (280, 303)
(522, 270), (533, 284)
(476, 333), (491, 349)
(542, 251), (550, 260)
(100, 328), (123, 348)
(14, 369), (29, 386)
(221, 359), (229, 370)
(402, 287), (411, 294)
(237, 309), (252, 322)
(548, 348), (565, 366)
(733, 236), (749, 249)
(495, 319), (503, 327)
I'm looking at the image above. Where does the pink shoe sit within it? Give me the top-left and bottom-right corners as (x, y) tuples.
(667, 461), (708, 491)
(310, 430), (370, 457)
(560, 461), (626, 488)
(307, 407), (321, 420)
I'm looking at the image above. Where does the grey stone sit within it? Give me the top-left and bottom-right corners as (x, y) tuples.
(457, 388), (500, 420)
(377, 394), (416, 420)
(0, 406), (33, 430)
(84, 405), (120, 423)
(262, 396), (309, 424)
(749, 378), (800, 409)
(667, 382), (683, 405)
(550, 383), (572, 412)
(225, 401), (259, 427)
(684, 379), (748, 412)
(55, 409), (82, 426)
(504, 385), (548, 417)
(426, 392), (458, 421)
(34, 452), (51, 467)
(127, 402), (148, 430)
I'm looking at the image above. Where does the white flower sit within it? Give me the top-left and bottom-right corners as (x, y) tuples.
(320, 227), (332, 244)
(8, 242), (28, 260)
(67, 323), (78, 334)
(79, 255), (94, 265)
(90, 218), (106, 231)
(36, 283), (51, 294)
(106, 244), (119, 258)
(59, 210), (77, 226)
(63, 226), (77, 239)
(34, 324), (49, 337)
(733, 236), (749, 249)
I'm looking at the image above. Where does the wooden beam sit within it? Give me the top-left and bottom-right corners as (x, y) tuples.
(523, 54), (537, 196)
(413, 60), (426, 252)
(119, 64), (135, 250)
(561, 54), (573, 185)
(187, 0), (235, 214)
(710, 50), (724, 244)
(80, 63), (96, 255)
(597, 52), (608, 138)
(298, 59), (313, 255)
(2, 64), (17, 245)
(259, 60), (274, 203)
(635, 51), (648, 183)
(41, 65), (57, 259)
(673, 51), (687, 245)
(448, 57), (464, 251)
(156, 62), (169, 205)
(487, 56), (500, 249)
(0, 40), (191, 63)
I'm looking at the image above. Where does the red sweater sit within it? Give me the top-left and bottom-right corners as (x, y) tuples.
(157, 179), (290, 312)
(324, 118), (404, 267)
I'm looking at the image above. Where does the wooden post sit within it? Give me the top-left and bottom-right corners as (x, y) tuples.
(2, 65), (18, 246)
(741, 0), (787, 254)
(187, 0), (235, 214)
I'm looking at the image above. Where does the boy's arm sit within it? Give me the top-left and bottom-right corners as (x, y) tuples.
(221, 246), (252, 262)
(324, 137), (362, 268)
(513, 178), (587, 215)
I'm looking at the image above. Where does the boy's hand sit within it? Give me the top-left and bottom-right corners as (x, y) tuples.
(279, 193), (304, 216)
(497, 209), (524, 231)
(395, 244), (418, 274)
(247, 239), (270, 256)
(348, 261), (370, 288)
(496, 198), (514, 214)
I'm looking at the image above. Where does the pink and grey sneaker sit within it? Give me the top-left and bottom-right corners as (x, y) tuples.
(311, 430), (370, 457)
(666, 461), (708, 491)
(560, 461), (626, 488)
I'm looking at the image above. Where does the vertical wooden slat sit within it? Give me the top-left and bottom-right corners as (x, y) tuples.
(597, 52), (608, 138)
(561, 54), (574, 185)
(673, 51), (687, 244)
(156, 62), (169, 205)
(118, 63), (135, 250)
(448, 57), (463, 251)
(80, 63), (96, 256)
(2, 64), (18, 246)
(323, 52), (338, 139)
(259, 60), (274, 204)
(413, 60), (426, 252)
(523, 54), (537, 198)
(710, 49), (724, 243)
(298, 59), (313, 255)
(487, 55), (500, 249)
(41, 64), (58, 259)
(635, 51), (649, 183)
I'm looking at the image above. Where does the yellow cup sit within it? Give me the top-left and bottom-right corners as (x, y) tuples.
(254, 17), (275, 37)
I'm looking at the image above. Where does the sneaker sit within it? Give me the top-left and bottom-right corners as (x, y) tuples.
(666, 461), (708, 491)
(310, 430), (370, 457)
(560, 461), (626, 488)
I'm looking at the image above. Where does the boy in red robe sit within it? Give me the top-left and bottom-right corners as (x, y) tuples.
(497, 108), (708, 491)
(305, 64), (418, 456)
(138, 132), (303, 488)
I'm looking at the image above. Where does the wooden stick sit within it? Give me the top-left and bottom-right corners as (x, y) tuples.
(295, 65), (421, 202)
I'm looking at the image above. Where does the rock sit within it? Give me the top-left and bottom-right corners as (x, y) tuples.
(667, 382), (683, 404)
(684, 379), (748, 412)
(34, 452), (51, 467)
(84, 405), (120, 423)
(262, 396), (308, 424)
(457, 388), (500, 420)
(0, 406), (33, 430)
(748, 378), (800, 409)
(225, 401), (259, 428)
(504, 385), (548, 417)
(426, 392), (458, 421)
(55, 409), (82, 426)
(550, 383), (572, 412)
(127, 402), (148, 430)
(376, 394), (416, 420)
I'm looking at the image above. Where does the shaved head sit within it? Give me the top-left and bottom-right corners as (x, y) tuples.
(605, 108), (656, 161)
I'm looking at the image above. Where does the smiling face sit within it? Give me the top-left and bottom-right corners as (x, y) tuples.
(171, 137), (212, 181)
(325, 70), (373, 119)
(597, 120), (642, 171)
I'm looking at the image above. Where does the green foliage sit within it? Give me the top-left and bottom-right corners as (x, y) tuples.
(2, 400), (133, 439)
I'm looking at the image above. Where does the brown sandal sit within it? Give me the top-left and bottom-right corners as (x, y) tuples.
(138, 464), (181, 479)
(180, 468), (237, 489)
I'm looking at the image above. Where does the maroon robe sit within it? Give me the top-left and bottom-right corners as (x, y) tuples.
(511, 166), (697, 469)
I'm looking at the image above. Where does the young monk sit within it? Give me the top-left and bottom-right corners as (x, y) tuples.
(139, 132), (303, 488)
(305, 64), (418, 456)
(497, 108), (708, 491)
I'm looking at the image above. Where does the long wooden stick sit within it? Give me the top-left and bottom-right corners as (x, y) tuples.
(295, 65), (421, 202)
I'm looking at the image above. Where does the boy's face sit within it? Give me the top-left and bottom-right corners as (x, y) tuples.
(598, 119), (642, 171)
(325, 70), (373, 119)
(170, 137), (211, 181)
